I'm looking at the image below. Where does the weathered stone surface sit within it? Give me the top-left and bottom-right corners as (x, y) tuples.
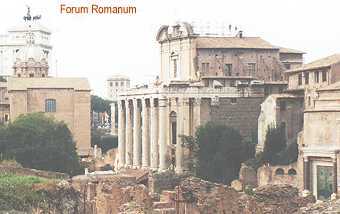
(249, 184), (315, 214)
(174, 177), (315, 214)
(72, 171), (152, 214)
(239, 163), (258, 187)
(231, 179), (243, 191)
(298, 198), (340, 213)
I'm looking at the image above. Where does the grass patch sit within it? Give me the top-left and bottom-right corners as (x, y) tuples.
(0, 173), (50, 211)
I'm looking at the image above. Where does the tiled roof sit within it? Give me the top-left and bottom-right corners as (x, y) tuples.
(196, 37), (277, 49)
(278, 47), (305, 54)
(7, 77), (91, 91)
(286, 54), (340, 73)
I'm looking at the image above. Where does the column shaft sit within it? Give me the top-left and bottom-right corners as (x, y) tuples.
(175, 99), (183, 173)
(142, 99), (150, 168)
(133, 99), (142, 168)
(150, 99), (159, 169)
(333, 158), (338, 194)
(118, 101), (126, 168)
(125, 100), (133, 166)
(159, 97), (168, 171)
(303, 158), (310, 191)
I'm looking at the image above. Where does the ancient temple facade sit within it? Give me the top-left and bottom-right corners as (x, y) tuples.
(114, 22), (304, 172)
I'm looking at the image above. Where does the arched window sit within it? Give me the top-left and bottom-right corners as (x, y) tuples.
(288, 168), (297, 176)
(45, 99), (56, 112)
(275, 168), (284, 175)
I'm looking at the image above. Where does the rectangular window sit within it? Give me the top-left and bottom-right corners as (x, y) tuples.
(248, 63), (256, 76)
(305, 72), (309, 85)
(322, 71), (327, 82)
(45, 99), (56, 112)
(279, 100), (287, 111)
(231, 98), (237, 104)
(224, 64), (232, 76)
(298, 73), (302, 85)
(201, 63), (210, 74)
(284, 63), (291, 70)
(314, 71), (319, 83)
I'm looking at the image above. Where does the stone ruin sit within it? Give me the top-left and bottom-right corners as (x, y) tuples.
(70, 169), (316, 214)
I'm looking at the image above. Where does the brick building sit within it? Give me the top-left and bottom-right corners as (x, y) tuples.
(0, 17), (91, 156)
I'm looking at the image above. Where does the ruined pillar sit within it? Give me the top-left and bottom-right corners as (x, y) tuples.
(159, 97), (168, 171)
(110, 103), (117, 135)
(133, 99), (142, 168)
(142, 98), (150, 168)
(303, 157), (310, 191)
(150, 98), (159, 170)
(125, 99), (133, 167)
(333, 157), (338, 194)
(118, 100), (126, 168)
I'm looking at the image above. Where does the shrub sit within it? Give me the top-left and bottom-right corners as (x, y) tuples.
(262, 124), (287, 164)
(0, 113), (83, 176)
(194, 122), (248, 185)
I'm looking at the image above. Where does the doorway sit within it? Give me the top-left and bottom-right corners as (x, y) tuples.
(312, 161), (334, 200)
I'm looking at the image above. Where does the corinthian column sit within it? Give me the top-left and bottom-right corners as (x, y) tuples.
(117, 100), (126, 169)
(159, 97), (168, 171)
(142, 99), (150, 168)
(175, 98), (183, 173)
(193, 97), (201, 131)
(150, 98), (159, 170)
(125, 99), (133, 167)
(133, 99), (142, 168)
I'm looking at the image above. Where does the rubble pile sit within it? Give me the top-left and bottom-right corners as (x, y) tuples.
(175, 178), (315, 214)
(299, 198), (340, 213)
(249, 184), (315, 214)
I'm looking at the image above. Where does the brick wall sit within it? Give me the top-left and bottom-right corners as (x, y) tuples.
(203, 97), (263, 141)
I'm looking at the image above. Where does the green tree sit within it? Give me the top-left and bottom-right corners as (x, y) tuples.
(262, 124), (287, 164)
(0, 113), (83, 175)
(188, 122), (248, 185)
(91, 95), (112, 114)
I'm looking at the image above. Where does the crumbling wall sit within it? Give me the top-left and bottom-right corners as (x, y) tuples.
(148, 171), (189, 194)
(174, 177), (314, 214)
(257, 163), (298, 187)
(72, 174), (152, 214)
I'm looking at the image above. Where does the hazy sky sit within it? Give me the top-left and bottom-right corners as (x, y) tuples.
(0, 0), (339, 98)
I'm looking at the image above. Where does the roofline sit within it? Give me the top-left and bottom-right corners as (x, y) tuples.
(285, 65), (331, 74)
(8, 88), (91, 91)
(197, 47), (279, 50)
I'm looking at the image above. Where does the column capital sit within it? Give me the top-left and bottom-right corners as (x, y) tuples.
(158, 97), (168, 107)
(193, 97), (201, 106)
(133, 98), (139, 106)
